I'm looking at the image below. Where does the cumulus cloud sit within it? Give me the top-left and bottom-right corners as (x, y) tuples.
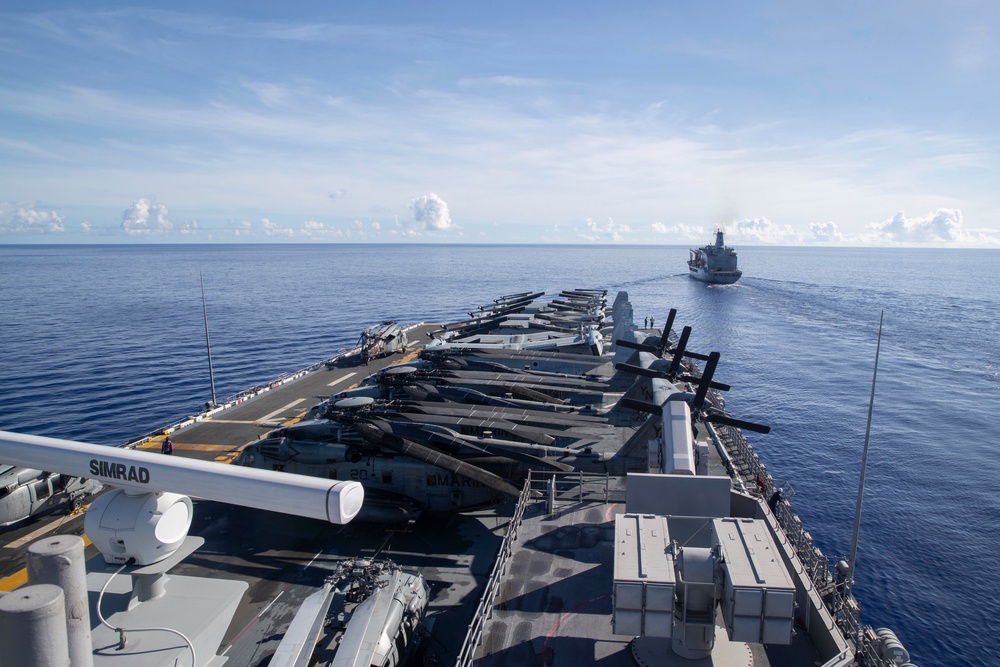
(80, 221), (91, 233)
(230, 220), (254, 237)
(729, 217), (800, 244)
(649, 222), (706, 241)
(301, 220), (345, 238)
(328, 189), (347, 200)
(409, 193), (452, 231)
(868, 209), (976, 243)
(178, 219), (200, 235)
(809, 221), (842, 243)
(389, 214), (420, 237)
(0, 206), (65, 233)
(579, 217), (630, 242)
(348, 219), (379, 239)
(121, 196), (171, 235)
(261, 217), (294, 237)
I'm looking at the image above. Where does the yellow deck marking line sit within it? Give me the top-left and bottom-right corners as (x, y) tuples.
(1, 535), (93, 592)
(172, 443), (239, 452)
(281, 411), (308, 427)
(326, 372), (357, 387)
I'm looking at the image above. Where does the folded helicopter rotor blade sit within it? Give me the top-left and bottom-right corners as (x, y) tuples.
(615, 339), (660, 354)
(658, 309), (677, 354)
(613, 362), (665, 379)
(353, 419), (521, 497)
(668, 326), (692, 376)
(675, 350), (712, 362)
(690, 351), (720, 415)
(704, 413), (771, 434)
(677, 374), (731, 392)
(617, 397), (663, 416)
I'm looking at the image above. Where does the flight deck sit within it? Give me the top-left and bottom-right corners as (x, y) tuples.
(1, 322), (510, 663)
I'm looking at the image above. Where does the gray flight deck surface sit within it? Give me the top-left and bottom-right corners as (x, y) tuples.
(1, 323), (510, 663)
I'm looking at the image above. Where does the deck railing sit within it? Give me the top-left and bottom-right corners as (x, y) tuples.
(709, 419), (897, 667)
(454, 478), (532, 667)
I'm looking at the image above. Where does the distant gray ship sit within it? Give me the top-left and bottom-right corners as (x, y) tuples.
(689, 230), (742, 283)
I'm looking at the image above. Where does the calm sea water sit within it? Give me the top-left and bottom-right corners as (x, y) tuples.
(1, 243), (997, 666)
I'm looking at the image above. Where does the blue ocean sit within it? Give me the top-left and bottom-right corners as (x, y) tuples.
(1, 243), (997, 666)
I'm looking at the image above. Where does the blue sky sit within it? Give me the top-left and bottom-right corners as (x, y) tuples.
(1, 1), (998, 245)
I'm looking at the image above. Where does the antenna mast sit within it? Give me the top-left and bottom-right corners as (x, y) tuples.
(846, 311), (883, 586)
(201, 272), (217, 407)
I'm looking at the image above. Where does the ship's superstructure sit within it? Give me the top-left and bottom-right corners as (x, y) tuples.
(689, 229), (742, 284)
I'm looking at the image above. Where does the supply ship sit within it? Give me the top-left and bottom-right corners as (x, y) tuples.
(0, 289), (914, 667)
(689, 230), (743, 284)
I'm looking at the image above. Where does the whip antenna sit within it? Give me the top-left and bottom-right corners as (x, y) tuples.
(201, 271), (217, 407)
(847, 310), (883, 586)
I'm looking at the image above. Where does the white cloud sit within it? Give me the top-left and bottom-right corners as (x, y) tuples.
(80, 221), (91, 233)
(868, 208), (972, 243)
(580, 217), (631, 242)
(0, 205), (65, 233)
(261, 217), (294, 237)
(301, 219), (344, 238)
(121, 196), (172, 235)
(329, 189), (347, 200)
(809, 221), (842, 243)
(409, 193), (453, 231)
(649, 222), (706, 241)
(231, 220), (253, 237)
(730, 217), (800, 244)
(178, 219), (200, 235)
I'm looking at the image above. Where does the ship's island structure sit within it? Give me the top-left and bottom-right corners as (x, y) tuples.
(689, 230), (742, 284)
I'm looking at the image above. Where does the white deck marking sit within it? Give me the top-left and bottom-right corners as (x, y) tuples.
(326, 372), (357, 387)
(258, 590), (284, 617)
(256, 399), (306, 424)
(7, 511), (84, 549)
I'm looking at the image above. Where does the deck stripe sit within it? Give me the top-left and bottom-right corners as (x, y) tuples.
(1, 535), (93, 592)
(255, 399), (306, 424)
(6, 510), (85, 550)
(204, 419), (259, 425)
(326, 372), (357, 387)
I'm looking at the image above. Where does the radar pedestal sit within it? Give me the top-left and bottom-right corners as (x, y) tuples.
(87, 536), (248, 667)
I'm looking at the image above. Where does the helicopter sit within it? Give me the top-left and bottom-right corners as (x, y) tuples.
(236, 342), (623, 521)
(0, 464), (103, 527)
(237, 296), (768, 524)
(357, 321), (409, 363)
